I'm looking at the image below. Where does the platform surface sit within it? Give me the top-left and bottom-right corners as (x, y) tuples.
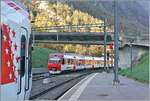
(58, 72), (149, 100)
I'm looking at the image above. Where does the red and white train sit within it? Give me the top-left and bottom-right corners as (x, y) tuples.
(48, 53), (114, 74)
(1, 0), (32, 100)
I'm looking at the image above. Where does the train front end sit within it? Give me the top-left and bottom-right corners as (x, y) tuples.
(1, 0), (32, 100)
(48, 54), (64, 74)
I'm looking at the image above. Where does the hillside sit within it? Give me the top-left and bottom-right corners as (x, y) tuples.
(36, 43), (103, 56)
(22, 0), (149, 56)
(32, 47), (55, 68)
(24, 0), (149, 34)
(66, 0), (149, 35)
(29, 1), (113, 32)
(32, 45), (103, 68)
(119, 52), (149, 83)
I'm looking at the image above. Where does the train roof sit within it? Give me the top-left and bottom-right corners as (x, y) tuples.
(49, 53), (104, 60)
(93, 57), (104, 60)
(64, 54), (75, 59)
(1, 0), (29, 25)
(12, 0), (28, 11)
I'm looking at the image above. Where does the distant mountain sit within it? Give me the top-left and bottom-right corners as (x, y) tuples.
(66, 0), (149, 35)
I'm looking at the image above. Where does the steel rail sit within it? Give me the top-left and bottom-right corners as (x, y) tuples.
(30, 72), (92, 100)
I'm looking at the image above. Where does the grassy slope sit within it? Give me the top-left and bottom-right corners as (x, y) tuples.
(119, 52), (149, 83)
(32, 47), (54, 68)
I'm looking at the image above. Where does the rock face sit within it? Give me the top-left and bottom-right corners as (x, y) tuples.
(118, 46), (148, 68)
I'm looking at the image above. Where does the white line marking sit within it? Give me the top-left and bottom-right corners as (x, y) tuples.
(69, 73), (98, 101)
(58, 74), (91, 101)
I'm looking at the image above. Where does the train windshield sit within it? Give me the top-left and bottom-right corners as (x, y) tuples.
(49, 57), (61, 63)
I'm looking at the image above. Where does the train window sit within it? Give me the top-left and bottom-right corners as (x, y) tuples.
(64, 59), (68, 64)
(28, 35), (32, 76)
(68, 59), (72, 65)
(62, 58), (64, 64)
(68, 59), (70, 64)
(71, 59), (74, 65)
(20, 35), (26, 77)
(107, 35), (112, 41)
(49, 57), (61, 63)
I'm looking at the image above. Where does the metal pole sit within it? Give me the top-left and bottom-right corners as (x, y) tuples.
(113, 0), (120, 84)
(57, 32), (59, 41)
(104, 19), (107, 71)
(32, 30), (35, 47)
(130, 40), (133, 72)
(130, 43), (132, 72)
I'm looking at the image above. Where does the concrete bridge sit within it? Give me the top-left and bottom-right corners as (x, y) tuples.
(32, 31), (149, 47)
(32, 32), (113, 45)
(35, 40), (113, 45)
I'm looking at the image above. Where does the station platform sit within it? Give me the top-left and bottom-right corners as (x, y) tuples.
(58, 72), (149, 100)
(32, 68), (48, 74)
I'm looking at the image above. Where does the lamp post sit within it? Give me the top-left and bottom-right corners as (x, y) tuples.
(129, 39), (134, 72)
(104, 19), (107, 72)
(113, 0), (120, 85)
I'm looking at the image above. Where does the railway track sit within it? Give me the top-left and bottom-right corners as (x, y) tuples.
(30, 69), (103, 100)
(32, 72), (51, 81)
(32, 71), (81, 81)
(32, 68), (103, 81)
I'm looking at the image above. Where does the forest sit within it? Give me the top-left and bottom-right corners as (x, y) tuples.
(23, 0), (114, 56)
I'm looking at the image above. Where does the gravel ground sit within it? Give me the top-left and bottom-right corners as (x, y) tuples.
(30, 73), (88, 100)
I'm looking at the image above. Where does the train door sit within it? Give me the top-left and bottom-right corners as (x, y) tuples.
(25, 34), (32, 99)
(17, 28), (29, 100)
(17, 35), (26, 100)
